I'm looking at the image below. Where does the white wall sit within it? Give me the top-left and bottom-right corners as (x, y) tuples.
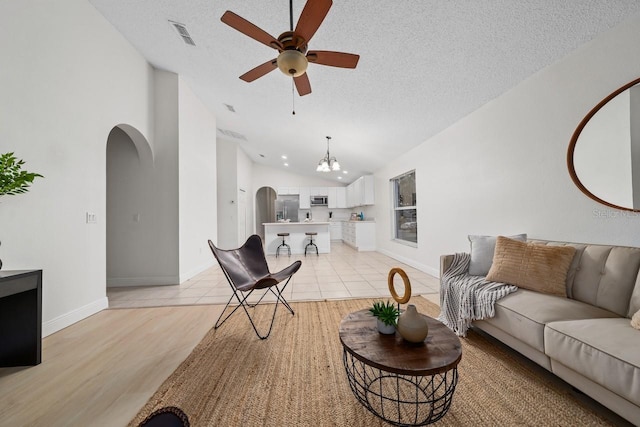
(237, 145), (254, 240)
(1, 0), (220, 335)
(178, 78), (218, 282)
(251, 163), (346, 193)
(216, 139), (238, 249)
(0, 0), (155, 334)
(374, 13), (640, 277)
(216, 139), (254, 249)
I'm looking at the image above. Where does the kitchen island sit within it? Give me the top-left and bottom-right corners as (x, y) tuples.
(263, 222), (330, 255)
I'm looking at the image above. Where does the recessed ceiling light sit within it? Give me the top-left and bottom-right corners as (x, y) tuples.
(338, 176), (342, 179)
(343, 171), (348, 174)
(284, 163), (289, 167)
(281, 155), (287, 159)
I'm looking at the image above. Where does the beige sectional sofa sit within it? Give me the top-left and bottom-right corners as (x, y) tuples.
(441, 240), (640, 425)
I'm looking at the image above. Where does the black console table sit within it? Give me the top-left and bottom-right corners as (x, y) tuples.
(0, 270), (42, 367)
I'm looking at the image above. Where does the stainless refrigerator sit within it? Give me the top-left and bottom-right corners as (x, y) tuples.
(275, 195), (299, 222)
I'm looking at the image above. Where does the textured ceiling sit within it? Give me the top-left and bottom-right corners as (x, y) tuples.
(88, 0), (640, 183)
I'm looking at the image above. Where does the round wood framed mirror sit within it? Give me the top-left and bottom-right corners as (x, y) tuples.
(567, 76), (640, 212)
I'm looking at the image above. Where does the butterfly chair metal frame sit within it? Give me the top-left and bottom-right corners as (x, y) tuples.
(208, 235), (301, 339)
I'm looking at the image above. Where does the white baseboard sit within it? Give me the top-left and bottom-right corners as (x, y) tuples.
(377, 248), (440, 278)
(106, 276), (180, 287)
(43, 297), (109, 337)
(179, 260), (216, 284)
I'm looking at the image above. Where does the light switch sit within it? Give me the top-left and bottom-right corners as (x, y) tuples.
(86, 212), (97, 224)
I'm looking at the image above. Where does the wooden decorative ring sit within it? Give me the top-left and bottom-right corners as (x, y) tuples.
(388, 268), (411, 304)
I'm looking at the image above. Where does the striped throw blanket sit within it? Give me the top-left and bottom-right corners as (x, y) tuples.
(438, 253), (518, 337)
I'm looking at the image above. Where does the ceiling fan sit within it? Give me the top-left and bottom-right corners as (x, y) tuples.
(221, 0), (360, 96)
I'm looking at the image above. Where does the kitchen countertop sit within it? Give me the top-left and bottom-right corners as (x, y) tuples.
(263, 222), (330, 225)
(329, 219), (376, 223)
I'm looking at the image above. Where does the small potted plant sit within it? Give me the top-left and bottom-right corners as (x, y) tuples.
(0, 152), (43, 270)
(0, 152), (43, 196)
(369, 300), (400, 334)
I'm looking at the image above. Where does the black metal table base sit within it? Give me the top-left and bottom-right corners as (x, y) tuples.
(342, 350), (458, 426)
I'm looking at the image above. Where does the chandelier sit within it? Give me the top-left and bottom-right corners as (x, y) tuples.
(316, 136), (340, 172)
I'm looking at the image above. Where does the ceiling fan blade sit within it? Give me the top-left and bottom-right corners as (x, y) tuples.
(294, 0), (332, 45)
(306, 50), (359, 68)
(239, 59), (278, 82)
(221, 11), (282, 50)
(294, 73), (312, 96)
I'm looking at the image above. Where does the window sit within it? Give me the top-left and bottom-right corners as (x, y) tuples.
(391, 170), (417, 244)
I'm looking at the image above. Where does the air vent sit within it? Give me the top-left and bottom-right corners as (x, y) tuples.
(224, 103), (236, 113)
(216, 128), (247, 141)
(169, 21), (196, 46)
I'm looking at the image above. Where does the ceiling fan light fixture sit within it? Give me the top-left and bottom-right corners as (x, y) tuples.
(277, 50), (308, 77)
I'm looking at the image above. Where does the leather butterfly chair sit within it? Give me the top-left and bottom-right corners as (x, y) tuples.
(208, 235), (301, 339)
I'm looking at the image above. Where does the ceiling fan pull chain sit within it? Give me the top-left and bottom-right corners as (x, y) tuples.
(289, 0), (294, 31)
(292, 79), (296, 115)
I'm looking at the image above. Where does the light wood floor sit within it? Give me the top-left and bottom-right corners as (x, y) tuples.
(0, 305), (224, 427)
(0, 244), (440, 427)
(0, 292), (627, 426)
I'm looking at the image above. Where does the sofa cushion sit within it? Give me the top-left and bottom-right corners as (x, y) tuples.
(629, 276), (640, 318)
(528, 240), (587, 299)
(468, 233), (526, 276)
(531, 241), (640, 317)
(632, 309), (640, 330)
(480, 289), (619, 352)
(545, 318), (640, 407)
(486, 237), (576, 297)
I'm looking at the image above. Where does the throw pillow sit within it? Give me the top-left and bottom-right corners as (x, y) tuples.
(632, 309), (640, 330)
(486, 236), (576, 297)
(468, 233), (527, 276)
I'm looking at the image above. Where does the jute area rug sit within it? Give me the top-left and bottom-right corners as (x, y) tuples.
(130, 297), (613, 426)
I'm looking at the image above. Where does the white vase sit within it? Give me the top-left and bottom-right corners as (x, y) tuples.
(397, 304), (429, 343)
(377, 319), (396, 334)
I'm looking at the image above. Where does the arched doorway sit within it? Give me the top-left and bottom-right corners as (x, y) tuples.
(255, 186), (276, 241)
(106, 124), (153, 287)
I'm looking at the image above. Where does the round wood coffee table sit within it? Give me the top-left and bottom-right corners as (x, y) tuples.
(339, 309), (462, 426)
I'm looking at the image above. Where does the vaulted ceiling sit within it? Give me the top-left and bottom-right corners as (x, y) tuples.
(88, 0), (640, 183)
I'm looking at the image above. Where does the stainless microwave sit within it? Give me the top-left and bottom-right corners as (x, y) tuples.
(310, 196), (328, 206)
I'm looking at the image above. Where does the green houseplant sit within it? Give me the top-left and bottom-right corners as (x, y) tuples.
(0, 152), (43, 270)
(0, 152), (43, 196)
(369, 300), (400, 334)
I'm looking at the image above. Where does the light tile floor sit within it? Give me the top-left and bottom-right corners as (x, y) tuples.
(107, 242), (441, 308)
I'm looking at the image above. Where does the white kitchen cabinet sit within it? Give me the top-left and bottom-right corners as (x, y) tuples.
(299, 187), (311, 209)
(353, 177), (364, 206)
(336, 187), (347, 208)
(362, 175), (375, 205)
(341, 221), (376, 251)
(342, 221), (354, 245)
(329, 221), (342, 241)
(345, 175), (375, 207)
(277, 187), (300, 196)
(310, 187), (328, 196)
(327, 187), (337, 208)
(346, 184), (355, 208)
